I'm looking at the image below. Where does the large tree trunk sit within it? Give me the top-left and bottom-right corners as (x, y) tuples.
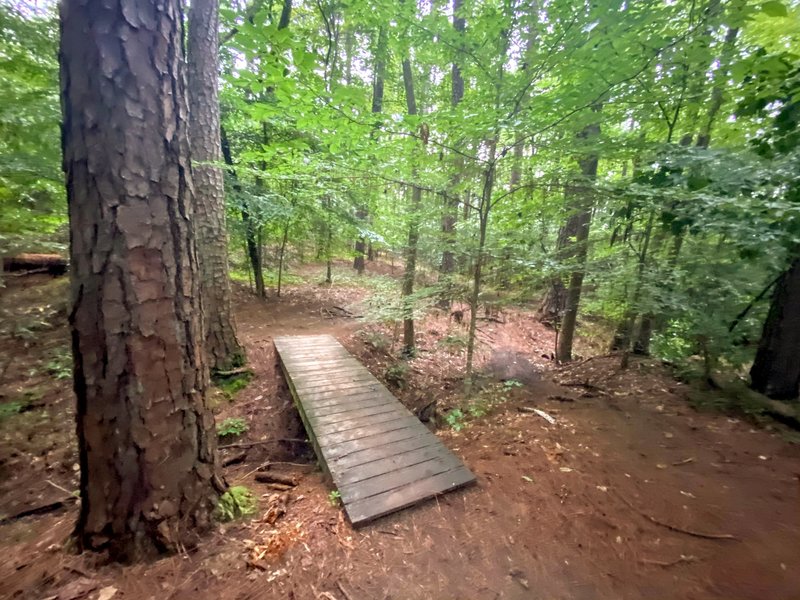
(60, 0), (222, 561)
(188, 0), (245, 372)
(555, 122), (600, 363)
(750, 258), (800, 400)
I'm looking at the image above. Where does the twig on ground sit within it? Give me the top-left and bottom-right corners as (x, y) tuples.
(46, 479), (78, 497)
(640, 554), (700, 567)
(672, 457), (695, 466)
(336, 581), (355, 600)
(617, 493), (737, 540)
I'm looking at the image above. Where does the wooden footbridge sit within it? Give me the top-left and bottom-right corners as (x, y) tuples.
(274, 335), (476, 525)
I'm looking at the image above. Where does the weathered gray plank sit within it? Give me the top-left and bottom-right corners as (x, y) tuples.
(344, 466), (475, 525)
(335, 443), (450, 487)
(328, 435), (442, 473)
(318, 415), (421, 448)
(340, 454), (462, 504)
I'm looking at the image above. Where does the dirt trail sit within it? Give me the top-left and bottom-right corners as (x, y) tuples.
(1, 265), (799, 600)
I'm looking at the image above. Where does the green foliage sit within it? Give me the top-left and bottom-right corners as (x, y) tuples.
(327, 489), (341, 507)
(217, 417), (248, 438)
(0, 399), (27, 420)
(384, 362), (408, 388)
(445, 383), (515, 431)
(44, 348), (71, 380)
(0, 3), (65, 255)
(214, 486), (257, 522)
(444, 408), (466, 432)
(213, 370), (253, 400)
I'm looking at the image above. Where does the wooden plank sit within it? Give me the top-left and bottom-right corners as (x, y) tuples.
(328, 435), (442, 473)
(309, 402), (402, 426)
(294, 373), (377, 392)
(344, 466), (475, 525)
(334, 443), (449, 487)
(288, 367), (369, 384)
(317, 415), (421, 448)
(292, 386), (392, 404)
(324, 426), (427, 460)
(304, 391), (395, 413)
(280, 358), (358, 372)
(273, 334), (476, 527)
(313, 408), (411, 438)
(339, 454), (463, 504)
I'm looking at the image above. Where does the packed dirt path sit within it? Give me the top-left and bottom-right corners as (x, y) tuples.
(1, 265), (799, 600)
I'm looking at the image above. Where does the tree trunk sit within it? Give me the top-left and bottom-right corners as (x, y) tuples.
(353, 25), (388, 274)
(60, 0), (222, 561)
(401, 58), (422, 357)
(437, 0), (465, 303)
(188, 0), (245, 372)
(220, 126), (265, 298)
(750, 258), (800, 400)
(555, 122), (600, 363)
(353, 210), (366, 274)
(277, 220), (289, 297)
(465, 147), (496, 383)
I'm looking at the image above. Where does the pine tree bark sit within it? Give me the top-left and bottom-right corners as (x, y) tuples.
(750, 258), (800, 400)
(60, 0), (222, 561)
(188, 0), (245, 372)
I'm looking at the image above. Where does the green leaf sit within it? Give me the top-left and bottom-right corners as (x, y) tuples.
(760, 1), (788, 17)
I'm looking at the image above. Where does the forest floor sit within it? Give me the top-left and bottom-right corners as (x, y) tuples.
(1, 261), (800, 600)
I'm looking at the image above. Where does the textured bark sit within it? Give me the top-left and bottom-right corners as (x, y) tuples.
(555, 122), (600, 363)
(60, 0), (222, 561)
(188, 0), (245, 372)
(750, 258), (800, 400)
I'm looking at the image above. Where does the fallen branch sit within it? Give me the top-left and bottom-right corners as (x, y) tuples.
(218, 438), (308, 450)
(672, 457), (695, 467)
(0, 497), (77, 525)
(617, 493), (737, 541)
(213, 367), (252, 378)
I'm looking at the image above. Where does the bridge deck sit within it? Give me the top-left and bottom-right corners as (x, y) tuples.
(274, 334), (476, 525)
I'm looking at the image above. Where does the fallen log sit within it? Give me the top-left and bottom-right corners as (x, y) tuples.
(3, 253), (68, 276)
(255, 472), (298, 486)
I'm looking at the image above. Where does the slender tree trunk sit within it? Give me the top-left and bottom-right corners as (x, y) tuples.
(276, 221), (289, 297)
(220, 126), (265, 298)
(401, 58), (422, 357)
(188, 0), (245, 371)
(60, 0), (222, 561)
(465, 149), (496, 383)
(353, 25), (388, 274)
(437, 0), (465, 302)
(750, 258), (800, 400)
(555, 122), (600, 363)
